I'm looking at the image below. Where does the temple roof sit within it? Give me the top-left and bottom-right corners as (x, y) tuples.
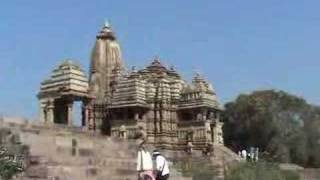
(55, 59), (81, 71)
(167, 65), (180, 78)
(138, 57), (182, 80)
(145, 57), (168, 73)
(38, 60), (90, 99)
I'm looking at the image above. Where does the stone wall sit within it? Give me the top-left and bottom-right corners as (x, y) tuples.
(0, 119), (191, 180)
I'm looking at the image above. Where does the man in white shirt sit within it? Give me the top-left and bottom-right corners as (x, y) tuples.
(137, 146), (155, 180)
(152, 150), (170, 180)
(241, 149), (247, 161)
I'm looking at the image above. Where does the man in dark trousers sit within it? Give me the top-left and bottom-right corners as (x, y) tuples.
(152, 150), (170, 180)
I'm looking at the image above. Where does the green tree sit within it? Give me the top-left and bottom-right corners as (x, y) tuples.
(223, 90), (320, 167)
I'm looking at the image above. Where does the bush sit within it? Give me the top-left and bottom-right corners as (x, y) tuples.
(225, 161), (300, 180)
(0, 129), (28, 180)
(173, 157), (219, 180)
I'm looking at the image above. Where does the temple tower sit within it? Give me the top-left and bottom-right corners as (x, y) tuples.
(89, 22), (123, 129)
(89, 21), (123, 102)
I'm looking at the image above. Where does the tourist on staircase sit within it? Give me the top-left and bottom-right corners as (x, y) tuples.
(152, 150), (170, 180)
(137, 145), (155, 180)
(136, 126), (155, 180)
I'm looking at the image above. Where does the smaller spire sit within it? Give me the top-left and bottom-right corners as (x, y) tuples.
(154, 55), (160, 62)
(192, 72), (205, 83)
(194, 72), (201, 78)
(169, 65), (175, 71)
(150, 56), (162, 66)
(131, 66), (137, 72)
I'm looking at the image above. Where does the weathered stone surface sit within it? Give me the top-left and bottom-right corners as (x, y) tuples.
(3, 120), (199, 180)
(25, 166), (48, 178)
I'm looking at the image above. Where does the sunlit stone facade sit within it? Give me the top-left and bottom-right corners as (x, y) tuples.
(38, 60), (93, 128)
(38, 22), (224, 151)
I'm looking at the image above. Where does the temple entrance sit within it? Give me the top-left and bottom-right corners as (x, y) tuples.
(39, 95), (93, 129)
(53, 99), (68, 124)
(73, 101), (82, 127)
(52, 98), (83, 126)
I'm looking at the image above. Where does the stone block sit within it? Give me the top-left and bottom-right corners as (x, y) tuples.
(78, 148), (94, 157)
(25, 166), (48, 178)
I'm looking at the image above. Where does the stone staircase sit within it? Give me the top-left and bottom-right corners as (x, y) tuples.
(17, 133), (139, 180)
(2, 122), (192, 180)
(1, 121), (239, 180)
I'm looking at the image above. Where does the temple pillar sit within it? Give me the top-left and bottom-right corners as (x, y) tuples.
(47, 102), (54, 124)
(119, 125), (127, 139)
(83, 99), (94, 130)
(156, 111), (161, 133)
(202, 109), (208, 121)
(134, 112), (139, 121)
(161, 111), (166, 120)
(38, 100), (46, 123)
(42, 108), (47, 122)
(205, 122), (211, 141)
(82, 104), (89, 128)
(196, 113), (202, 121)
(147, 110), (153, 119)
(213, 122), (224, 145)
(142, 113), (147, 121)
(67, 102), (73, 126)
(88, 104), (94, 130)
(166, 110), (171, 120)
(216, 112), (220, 122)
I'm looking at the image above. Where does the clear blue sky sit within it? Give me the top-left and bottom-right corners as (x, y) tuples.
(1, 0), (320, 119)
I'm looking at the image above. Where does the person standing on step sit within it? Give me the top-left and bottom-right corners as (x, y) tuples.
(137, 145), (155, 180)
(136, 126), (154, 180)
(152, 150), (170, 180)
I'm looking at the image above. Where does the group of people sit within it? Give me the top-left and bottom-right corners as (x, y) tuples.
(135, 126), (170, 180)
(137, 147), (170, 180)
(238, 147), (259, 162)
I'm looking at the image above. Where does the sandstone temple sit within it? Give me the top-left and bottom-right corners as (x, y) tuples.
(37, 22), (224, 152)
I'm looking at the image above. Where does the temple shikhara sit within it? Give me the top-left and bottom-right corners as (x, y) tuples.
(37, 22), (224, 151)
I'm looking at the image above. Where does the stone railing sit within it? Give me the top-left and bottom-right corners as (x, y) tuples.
(178, 120), (206, 127)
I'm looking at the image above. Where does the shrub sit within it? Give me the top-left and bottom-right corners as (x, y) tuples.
(225, 161), (300, 180)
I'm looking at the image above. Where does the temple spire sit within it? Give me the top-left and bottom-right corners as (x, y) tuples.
(89, 23), (123, 103)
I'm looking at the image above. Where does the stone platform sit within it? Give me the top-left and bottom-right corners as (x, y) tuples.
(1, 118), (238, 180)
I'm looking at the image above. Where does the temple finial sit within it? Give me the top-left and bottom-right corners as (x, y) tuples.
(154, 55), (160, 62)
(192, 67), (203, 79)
(104, 19), (111, 28)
